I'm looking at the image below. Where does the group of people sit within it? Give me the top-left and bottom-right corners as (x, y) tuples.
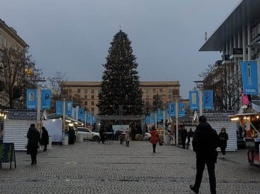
(180, 128), (194, 149)
(148, 116), (229, 194)
(26, 124), (49, 165)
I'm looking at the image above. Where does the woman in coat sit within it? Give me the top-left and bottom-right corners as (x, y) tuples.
(219, 127), (229, 159)
(150, 126), (159, 153)
(125, 128), (131, 147)
(27, 124), (40, 165)
(41, 126), (49, 151)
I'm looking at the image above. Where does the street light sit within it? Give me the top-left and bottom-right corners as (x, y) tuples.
(194, 81), (204, 116)
(36, 79), (46, 129)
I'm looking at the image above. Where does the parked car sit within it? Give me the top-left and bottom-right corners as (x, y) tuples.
(76, 127), (100, 141)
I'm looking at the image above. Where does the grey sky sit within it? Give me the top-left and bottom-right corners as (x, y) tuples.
(1, 0), (241, 98)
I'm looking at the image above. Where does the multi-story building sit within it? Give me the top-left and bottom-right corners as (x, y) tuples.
(0, 19), (27, 52)
(199, 0), (260, 110)
(61, 81), (180, 115)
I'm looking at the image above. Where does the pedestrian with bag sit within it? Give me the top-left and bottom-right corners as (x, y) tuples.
(149, 125), (159, 153)
(190, 115), (219, 194)
(219, 127), (228, 159)
(27, 123), (41, 165)
(41, 126), (49, 151)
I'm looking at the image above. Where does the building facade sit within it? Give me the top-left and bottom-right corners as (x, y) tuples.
(200, 0), (260, 110)
(61, 81), (180, 115)
(0, 19), (27, 52)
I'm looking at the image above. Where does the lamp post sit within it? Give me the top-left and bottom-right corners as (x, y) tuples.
(175, 97), (179, 146)
(194, 81), (204, 116)
(35, 79), (46, 130)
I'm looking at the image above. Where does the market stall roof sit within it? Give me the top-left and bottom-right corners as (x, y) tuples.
(47, 113), (83, 124)
(6, 109), (43, 120)
(199, 0), (260, 51)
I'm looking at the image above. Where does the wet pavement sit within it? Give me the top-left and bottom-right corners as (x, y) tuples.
(0, 140), (259, 194)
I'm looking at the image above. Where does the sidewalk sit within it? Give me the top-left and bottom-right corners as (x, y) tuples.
(0, 141), (259, 194)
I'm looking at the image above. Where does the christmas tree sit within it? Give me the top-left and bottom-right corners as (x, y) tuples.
(98, 30), (143, 117)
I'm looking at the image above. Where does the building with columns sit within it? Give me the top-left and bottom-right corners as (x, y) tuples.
(200, 0), (260, 110)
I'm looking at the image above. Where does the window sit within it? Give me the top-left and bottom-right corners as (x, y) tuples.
(91, 89), (94, 94)
(85, 89), (88, 93)
(91, 95), (94, 99)
(91, 108), (94, 112)
(91, 101), (94, 106)
(78, 89), (81, 93)
(85, 95), (88, 99)
(85, 101), (88, 105)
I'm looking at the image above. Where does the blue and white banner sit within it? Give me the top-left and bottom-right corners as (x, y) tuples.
(167, 102), (185, 117)
(56, 101), (62, 115)
(27, 89), (51, 110)
(41, 89), (51, 110)
(203, 90), (214, 110)
(178, 103), (186, 117)
(66, 101), (73, 116)
(78, 108), (84, 120)
(150, 113), (155, 124)
(26, 89), (37, 109)
(189, 90), (199, 110)
(168, 102), (175, 116)
(157, 109), (163, 122)
(240, 61), (258, 95)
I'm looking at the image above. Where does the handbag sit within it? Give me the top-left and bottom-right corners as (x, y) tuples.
(159, 142), (163, 146)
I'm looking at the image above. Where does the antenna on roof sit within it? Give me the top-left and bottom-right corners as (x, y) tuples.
(205, 32), (207, 41)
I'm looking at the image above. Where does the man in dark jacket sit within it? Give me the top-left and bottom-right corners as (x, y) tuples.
(41, 126), (49, 151)
(190, 115), (219, 194)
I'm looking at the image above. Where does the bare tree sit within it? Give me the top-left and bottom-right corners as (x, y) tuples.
(46, 71), (67, 113)
(0, 47), (37, 109)
(200, 61), (241, 111)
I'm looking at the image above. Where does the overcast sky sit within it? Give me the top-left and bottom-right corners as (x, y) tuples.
(0, 0), (241, 98)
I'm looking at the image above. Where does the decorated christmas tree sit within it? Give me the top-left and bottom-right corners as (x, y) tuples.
(98, 30), (143, 116)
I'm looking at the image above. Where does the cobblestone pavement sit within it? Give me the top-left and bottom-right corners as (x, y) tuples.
(0, 140), (259, 194)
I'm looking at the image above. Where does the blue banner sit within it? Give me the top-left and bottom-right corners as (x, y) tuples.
(145, 116), (150, 125)
(78, 108), (84, 120)
(41, 89), (51, 110)
(56, 101), (62, 115)
(157, 109), (163, 122)
(27, 89), (51, 110)
(66, 101), (73, 115)
(167, 102), (185, 117)
(178, 103), (186, 117)
(240, 61), (258, 95)
(189, 90), (199, 110)
(168, 102), (175, 117)
(150, 113), (155, 124)
(26, 89), (37, 109)
(203, 90), (214, 110)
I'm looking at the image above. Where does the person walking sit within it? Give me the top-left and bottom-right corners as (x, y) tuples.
(180, 128), (188, 149)
(219, 127), (228, 159)
(41, 126), (49, 151)
(186, 128), (194, 149)
(149, 125), (159, 153)
(27, 123), (41, 165)
(190, 115), (219, 194)
(125, 127), (131, 147)
(99, 126), (105, 144)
